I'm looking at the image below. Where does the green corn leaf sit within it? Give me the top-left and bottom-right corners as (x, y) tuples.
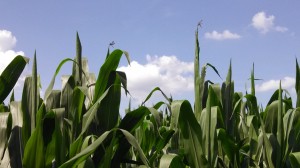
(260, 119), (275, 168)
(194, 24), (201, 119)
(250, 63), (255, 96)
(72, 32), (83, 86)
(93, 49), (130, 103)
(44, 58), (74, 102)
(159, 154), (185, 168)
(21, 77), (33, 145)
(43, 111), (56, 168)
(222, 61), (234, 136)
(97, 71), (121, 132)
(264, 100), (280, 134)
(119, 129), (150, 167)
(53, 108), (67, 167)
(77, 135), (96, 168)
(206, 63), (222, 80)
(69, 136), (83, 159)
(81, 85), (117, 136)
(276, 81), (284, 168)
(31, 51), (39, 132)
(217, 128), (235, 163)
(112, 106), (151, 166)
(0, 55), (28, 103)
(60, 129), (149, 168)
(23, 104), (46, 168)
(60, 75), (75, 120)
(142, 87), (171, 105)
(296, 59), (300, 107)
(149, 129), (175, 165)
(0, 112), (10, 161)
(8, 101), (23, 167)
(116, 71), (129, 95)
(69, 87), (85, 141)
(172, 100), (208, 168)
(296, 59), (300, 93)
(290, 152), (300, 168)
(45, 90), (61, 112)
(119, 106), (151, 132)
(200, 86), (219, 166)
(59, 131), (112, 168)
(10, 90), (14, 103)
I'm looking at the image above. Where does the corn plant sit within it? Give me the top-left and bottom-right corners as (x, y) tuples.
(2, 25), (300, 168)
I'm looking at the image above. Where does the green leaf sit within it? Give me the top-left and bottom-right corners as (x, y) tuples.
(93, 49), (130, 103)
(61, 128), (149, 168)
(172, 100), (208, 167)
(119, 106), (151, 133)
(23, 104), (46, 168)
(53, 108), (67, 167)
(8, 101), (23, 167)
(159, 154), (185, 168)
(60, 75), (75, 120)
(69, 87), (85, 141)
(59, 131), (112, 168)
(44, 58), (74, 102)
(22, 77), (32, 144)
(112, 107), (151, 166)
(194, 25), (201, 119)
(97, 71), (121, 132)
(72, 32), (83, 86)
(200, 86), (219, 166)
(217, 128), (235, 163)
(80, 86), (112, 136)
(31, 51), (39, 132)
(290, 152), (300, 168)
(0, 55), (28, 103)
(250, 63), (255, 96)
(142, 87), (171, 105)
(276, 82), (284, 168)
(119, 129), (150, 167)
(45, 90), (61, 112)
(44, 111), (56, 168)
(0, 112), (10, 161)
(296, 59), (300, 107)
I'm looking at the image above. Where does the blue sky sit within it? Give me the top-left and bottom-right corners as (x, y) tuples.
(1, 1), (300, 110)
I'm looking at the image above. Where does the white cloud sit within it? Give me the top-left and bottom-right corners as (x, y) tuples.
(0, 30), (17, 52)
(118, 55), (194, 103)
(205, 30), (241, 40)
(256, 76), (295, 92)
(251, 11), (288, 34)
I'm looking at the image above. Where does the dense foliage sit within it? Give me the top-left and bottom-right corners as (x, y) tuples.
(1, 27), (300, 168)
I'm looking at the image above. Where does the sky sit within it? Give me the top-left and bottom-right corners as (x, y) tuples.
(1, 1), (300, 112)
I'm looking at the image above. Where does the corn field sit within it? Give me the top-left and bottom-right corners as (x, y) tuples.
(1, 27), (300, 168)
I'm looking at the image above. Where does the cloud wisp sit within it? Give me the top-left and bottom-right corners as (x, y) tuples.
(118, 55), (194, 103)
(251, 11), (288, 34)
(205, 30), (241, 41)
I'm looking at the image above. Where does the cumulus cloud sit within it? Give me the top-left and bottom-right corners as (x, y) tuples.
(251, 11), (288, 34)
(256, 76), (295, 92)
(205, 30), (241, 41)
(0, 30), (17, 52)
(118, 55), (194, 103)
